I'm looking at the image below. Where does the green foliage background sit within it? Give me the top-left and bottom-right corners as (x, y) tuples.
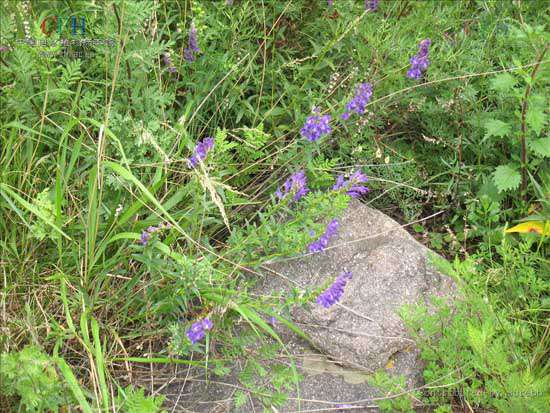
(0, 0), (548, 411)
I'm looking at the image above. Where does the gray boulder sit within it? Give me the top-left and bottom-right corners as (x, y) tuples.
(260, 199), (456, 375)
(159, 200), (456, 412)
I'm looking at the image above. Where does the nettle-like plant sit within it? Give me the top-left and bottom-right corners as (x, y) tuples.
(484, 24), (548, 196)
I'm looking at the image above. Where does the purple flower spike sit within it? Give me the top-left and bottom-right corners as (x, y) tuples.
(188, 137), (214, 168)
(162, 52), (177, 73)
(333, 170), (369, 198)
(300, 109), (332, 142)
(365, 0), (378, 11)
(407, 39), (431, 80)
(275, 170), (309, 202)
(184, 23), (200, 62)
(139, 231), (151, 246)
(308, 219), (339, 253)
(341, 83), (373, 120)
(186, 318), (213, 344)
(188, 23), (200, 53)
(317, 271), (352, 308)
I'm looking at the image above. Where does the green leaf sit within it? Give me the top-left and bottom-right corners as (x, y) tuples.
(56, 358), (93, 413)
(490, 73), (517, 92)
(492, 165), (521, 193)
(526, 108), (546, 136)
(484, 119), (511, 139)
(528, 137), (550, 157)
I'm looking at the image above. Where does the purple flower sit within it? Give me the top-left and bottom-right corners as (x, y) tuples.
(188, 137), (214, 168)
(317, 271), (352, 308)
(327, 0), (334, 6)
(407, 38), (431, 80)
(341, 83), (373, 120)
(308, 219), (339, 253)
(0, 45), (8, 53)
(186, 318), (213, 344)
(365, 0), (378, 11)
(275, 170), (309, 202)
(333, 170), (369, 198)
(268, 316), (277, 325)
(184, 23), (200, 62)
(138, 223), (171, 246)
(139, 231), (151, 246)
(226, 0), (234, 4)
(300, 109), (332, 142)
(162, 52), (177, 73)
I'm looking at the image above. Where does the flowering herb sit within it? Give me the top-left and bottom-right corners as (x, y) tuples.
(138, 222), (172, 246)
(308, 219), (339, 253)
(300, 109), (332, 142)
(162, 52), (177, 73)
(275, 170), (309, 202)
(184, 23), (200, 62)
(186, 318), (213, 344)
(327, 0), (334, 6)
(188, 137), (214, 168)
(341, 83), (373, 120)
(365, 0), (378, 11)
(407, 38), (431, 80)
(317, 271), (352, 308)
(333, 170), (369, 198)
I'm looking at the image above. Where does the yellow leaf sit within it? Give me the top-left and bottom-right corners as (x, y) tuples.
(385, 359), (395, 369)
(505, 221), (550, 236)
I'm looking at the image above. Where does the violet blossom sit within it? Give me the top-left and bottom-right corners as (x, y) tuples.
(407, 38), (431, 80)
(162, 52), (177, 73)
(341, 83), (373, 120)
(317, 271), (352, 308)
(138, 222), (172, 246)
(308, 219), (339, 253)
(365, 0), (378, 11)
(333, 170), (369, 198)
(186, 318), (213, 344)
(184, 23), (200, 62)
(275, 170), (309, 202)
(188, 137), (214, 168)
(300, 109), (332, 142)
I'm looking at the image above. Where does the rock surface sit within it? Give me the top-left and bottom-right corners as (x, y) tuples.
(261, 199), (456, 374)
(160, 200), (456, 412)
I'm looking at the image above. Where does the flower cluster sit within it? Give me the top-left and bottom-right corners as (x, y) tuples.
(327, 0), (334, 6)
(138, 222), (172, 246)
(275, 170), (309, 202)
(407, 38), (431, 80)
(184, 23), (200, 62)
(308, 219), (339, 253)
(188, 137), (214, 168)
(162, 52), (177, 73)
(317, 271), (352, 308)
(341, 83), (373, 120)
(186, 318), (213, 344)
(300, 110), (332, 142)
(365, 0), (378, 11)
(333, 170), (369, 198)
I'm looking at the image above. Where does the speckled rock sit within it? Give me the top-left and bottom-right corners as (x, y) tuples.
(259, 199), (456, 373)
(159, 200), (456, 412)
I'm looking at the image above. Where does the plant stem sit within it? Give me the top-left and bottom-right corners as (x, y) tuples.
(519, 45), (548, 197)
